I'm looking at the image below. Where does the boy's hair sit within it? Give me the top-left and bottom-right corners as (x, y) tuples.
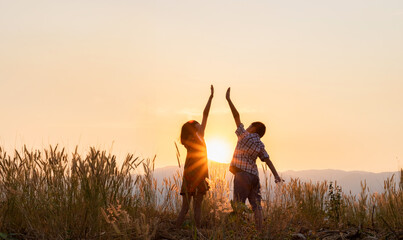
(250, 121), (266, 138)
(180, 120), (199, 146)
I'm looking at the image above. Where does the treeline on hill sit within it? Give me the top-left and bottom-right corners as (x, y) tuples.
(0, 146), (402, 240)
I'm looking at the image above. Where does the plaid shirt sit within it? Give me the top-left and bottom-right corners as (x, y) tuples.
(230, 124), (270, 176)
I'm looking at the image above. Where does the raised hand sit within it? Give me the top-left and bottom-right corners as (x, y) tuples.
(201, 85), (214, 135)
(226, 87), (231, 101)
(226, 87), (241, 127)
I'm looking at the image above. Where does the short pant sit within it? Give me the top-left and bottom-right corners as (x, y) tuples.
(233, 171), (262, 211)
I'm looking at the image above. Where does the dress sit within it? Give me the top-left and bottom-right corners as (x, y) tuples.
(180, 134), (209, 196)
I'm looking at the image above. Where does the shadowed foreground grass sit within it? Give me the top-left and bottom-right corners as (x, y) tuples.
(0, 146), (402, 239)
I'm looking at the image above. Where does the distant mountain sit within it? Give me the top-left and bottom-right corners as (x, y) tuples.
(280, 169), (400, 195)
(153, 165), (400, 195)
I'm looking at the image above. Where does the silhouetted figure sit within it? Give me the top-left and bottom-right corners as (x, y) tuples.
(226, 87), (282, 231)
(176, 85), (214, 228)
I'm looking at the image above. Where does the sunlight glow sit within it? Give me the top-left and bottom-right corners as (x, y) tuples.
(205, 138), (232, 164)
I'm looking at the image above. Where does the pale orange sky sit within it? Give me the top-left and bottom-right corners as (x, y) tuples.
(1, 1), (402, 172)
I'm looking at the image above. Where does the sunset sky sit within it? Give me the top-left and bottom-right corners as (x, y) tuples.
(1, 1), (402, 172)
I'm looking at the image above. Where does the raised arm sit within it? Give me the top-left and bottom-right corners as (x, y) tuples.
(226, 88), (241, 127)
(200, 85), (214, 136)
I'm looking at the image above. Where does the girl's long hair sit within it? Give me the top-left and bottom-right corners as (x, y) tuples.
(180, 120), (199, 148)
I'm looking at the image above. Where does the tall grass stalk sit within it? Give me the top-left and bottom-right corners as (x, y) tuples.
(0, 146), (401, 239)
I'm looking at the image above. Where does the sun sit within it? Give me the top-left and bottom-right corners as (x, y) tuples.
(205, 138), (232, 164)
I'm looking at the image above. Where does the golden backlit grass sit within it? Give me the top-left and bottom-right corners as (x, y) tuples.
(0, 146), (402, 239)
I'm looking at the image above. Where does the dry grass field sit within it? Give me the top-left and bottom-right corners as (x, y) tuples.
(0, 146), (402, 239)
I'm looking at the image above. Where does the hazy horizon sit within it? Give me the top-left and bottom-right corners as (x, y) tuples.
(1, 1), (402, 172)
(153, 163), (401, 174)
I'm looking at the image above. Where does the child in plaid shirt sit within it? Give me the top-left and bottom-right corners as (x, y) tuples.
(226, 87), (282, 231)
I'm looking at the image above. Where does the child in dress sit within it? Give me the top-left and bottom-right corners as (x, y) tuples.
(176, 85), (214, 228)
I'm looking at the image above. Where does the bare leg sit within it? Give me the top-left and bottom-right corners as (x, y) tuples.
(254, 208), (263, 231)
(193, 194), (204, 227)
(176, 195), (191, 228)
